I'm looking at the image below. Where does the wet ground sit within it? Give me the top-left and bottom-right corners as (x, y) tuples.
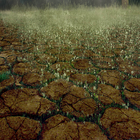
(0, 19), (140, 140)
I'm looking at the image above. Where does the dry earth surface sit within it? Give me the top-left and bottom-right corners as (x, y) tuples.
(0, 19), (140, 140)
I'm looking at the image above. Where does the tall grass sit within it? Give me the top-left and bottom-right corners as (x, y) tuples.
(0, 3), (140, 46)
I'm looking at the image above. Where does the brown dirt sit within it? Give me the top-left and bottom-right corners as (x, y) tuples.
(0, 19), (140, 140)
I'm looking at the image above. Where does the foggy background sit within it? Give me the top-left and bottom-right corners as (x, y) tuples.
(0, 0), (140, 10)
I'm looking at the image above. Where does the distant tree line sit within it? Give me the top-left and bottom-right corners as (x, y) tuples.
(129, 0), (140, 5)
(0, 0), (140, 10)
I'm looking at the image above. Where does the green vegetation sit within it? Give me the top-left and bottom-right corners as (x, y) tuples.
(0, 71), (11, 82)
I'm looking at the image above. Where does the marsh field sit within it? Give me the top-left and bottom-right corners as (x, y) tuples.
(0, 3), (140, 140)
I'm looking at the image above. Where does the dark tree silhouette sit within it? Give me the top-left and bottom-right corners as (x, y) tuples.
(122, 0), (129, 8)
(0, 0), (139, 10)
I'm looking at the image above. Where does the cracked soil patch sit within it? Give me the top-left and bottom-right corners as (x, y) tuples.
(0, 19), (140, 140)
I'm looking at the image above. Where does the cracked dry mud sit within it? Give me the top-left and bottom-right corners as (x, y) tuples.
(0, 19), (140, 140)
